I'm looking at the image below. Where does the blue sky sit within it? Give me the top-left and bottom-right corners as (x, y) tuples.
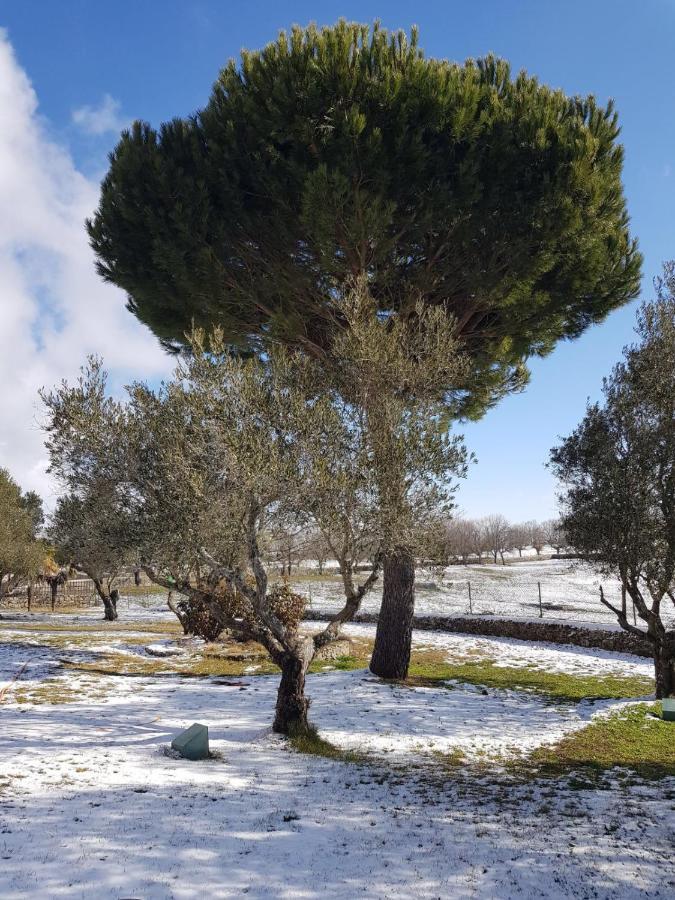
(2, 0), (674, 519)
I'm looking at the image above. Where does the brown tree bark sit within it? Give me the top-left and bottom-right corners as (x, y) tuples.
(94, 580), (118, 621)
(167, 592), (190, 634)
(369, 546), (415, 679)
(273, 653), (310, 734)
(654, 642), (675, 698)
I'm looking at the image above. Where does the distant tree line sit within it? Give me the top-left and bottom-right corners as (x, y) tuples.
(430, 516), (568, 567)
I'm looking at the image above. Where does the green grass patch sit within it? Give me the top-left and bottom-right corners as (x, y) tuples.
(119, 583), (169, 596)
(308, 654), (369, 673)
(405, 655), (653, 702)
(525, 703), (675, 780)
(287, 723), (364, 763)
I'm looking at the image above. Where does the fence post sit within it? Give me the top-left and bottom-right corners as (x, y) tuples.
(538, 581), (543, 618)
(467, 581), (472, 615)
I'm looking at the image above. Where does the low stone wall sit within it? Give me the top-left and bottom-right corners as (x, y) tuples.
(303, 610), (653, 659)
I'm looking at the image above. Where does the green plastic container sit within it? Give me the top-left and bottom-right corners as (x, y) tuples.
(662, 698), (675, 722)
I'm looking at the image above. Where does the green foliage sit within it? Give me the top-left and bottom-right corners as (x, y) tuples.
(0, 468), (44, 598)
(41, 360), (137, 593)
(89, 20), (641, 419)
(550, 266), (675, 694)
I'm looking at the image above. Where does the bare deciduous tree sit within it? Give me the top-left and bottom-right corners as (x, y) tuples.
(526, 520), (546, 557)
(482, 514), (511, 565)
(542, 519), (567, 555)
(508, 523), (530, 558)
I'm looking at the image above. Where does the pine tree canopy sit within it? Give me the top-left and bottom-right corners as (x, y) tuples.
(88, 20), (641, 418)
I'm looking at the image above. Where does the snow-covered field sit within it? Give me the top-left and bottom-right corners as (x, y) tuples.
(297, 558), (675, 628)
(1, 610), (673, 899)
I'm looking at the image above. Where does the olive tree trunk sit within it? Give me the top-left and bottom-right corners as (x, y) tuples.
(369, 546), (415, 680)
(94, 579), (119, 621)
(273, 653), (310, 734)
(654, 642), (675, 699)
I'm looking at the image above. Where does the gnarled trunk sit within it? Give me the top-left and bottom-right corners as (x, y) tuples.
(167, 592), (190, 634)
(273, 653), (310, 734)
(101, 589), (118, 621)
(654, 642), (675, 699)
(94, 579), (118, 621)
(369, 546), (415, 680)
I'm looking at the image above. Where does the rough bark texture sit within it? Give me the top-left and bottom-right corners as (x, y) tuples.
(101, 594), (118, 621)
(654, 644), (675, 698)
(97, 584), (119, 621)
(369, 547), (415, 679)
(273, 654), (310, 734)
(167, 593), (190, 634)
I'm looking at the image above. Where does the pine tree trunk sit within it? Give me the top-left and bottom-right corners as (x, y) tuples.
(369, 546), (415, 680)
(273, 654), (310, 734)
(654, 643), (675, 698)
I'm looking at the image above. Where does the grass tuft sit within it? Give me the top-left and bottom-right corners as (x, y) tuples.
(286, 723), (364, 763)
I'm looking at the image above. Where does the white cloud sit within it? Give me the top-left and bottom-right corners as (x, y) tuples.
(71, 92), (128, 136)
(0, 30), (171, 505)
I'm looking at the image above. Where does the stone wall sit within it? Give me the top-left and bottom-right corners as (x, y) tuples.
(303, 610), (653, 658)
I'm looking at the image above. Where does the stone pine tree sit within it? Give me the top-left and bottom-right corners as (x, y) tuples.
(551, 266), (675, 698)
(88, 21), (642, 677)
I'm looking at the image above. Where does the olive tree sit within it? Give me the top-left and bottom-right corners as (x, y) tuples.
(551, 270), (675, 697)
(41, 361), (134, 621)
(47, 490), (131, 621)
(313, 281), (469, 678)
(0, 469), (44, 610)
(128, 331), (390, 732)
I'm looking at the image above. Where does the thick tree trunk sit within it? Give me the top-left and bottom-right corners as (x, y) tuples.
(96, 581), (119, 621)
(369, 546), (415, 680)
(167, 592), (189, 634)
(273, 654), (310, 734)
(50, 579), (58, 611)
(654, 644), (674, 698)
(101, 595), (118, 621)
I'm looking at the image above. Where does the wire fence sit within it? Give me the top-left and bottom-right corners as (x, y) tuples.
(2, 569), (673, 630)
(1, 575), (147, 612)
(299, 573), (675, 628)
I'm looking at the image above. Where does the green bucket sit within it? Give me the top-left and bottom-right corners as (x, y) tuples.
(662, 698), (675, 722)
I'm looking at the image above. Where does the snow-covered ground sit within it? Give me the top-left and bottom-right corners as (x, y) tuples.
(1, 615), (673, 898)
(297, 558), (675, 628)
